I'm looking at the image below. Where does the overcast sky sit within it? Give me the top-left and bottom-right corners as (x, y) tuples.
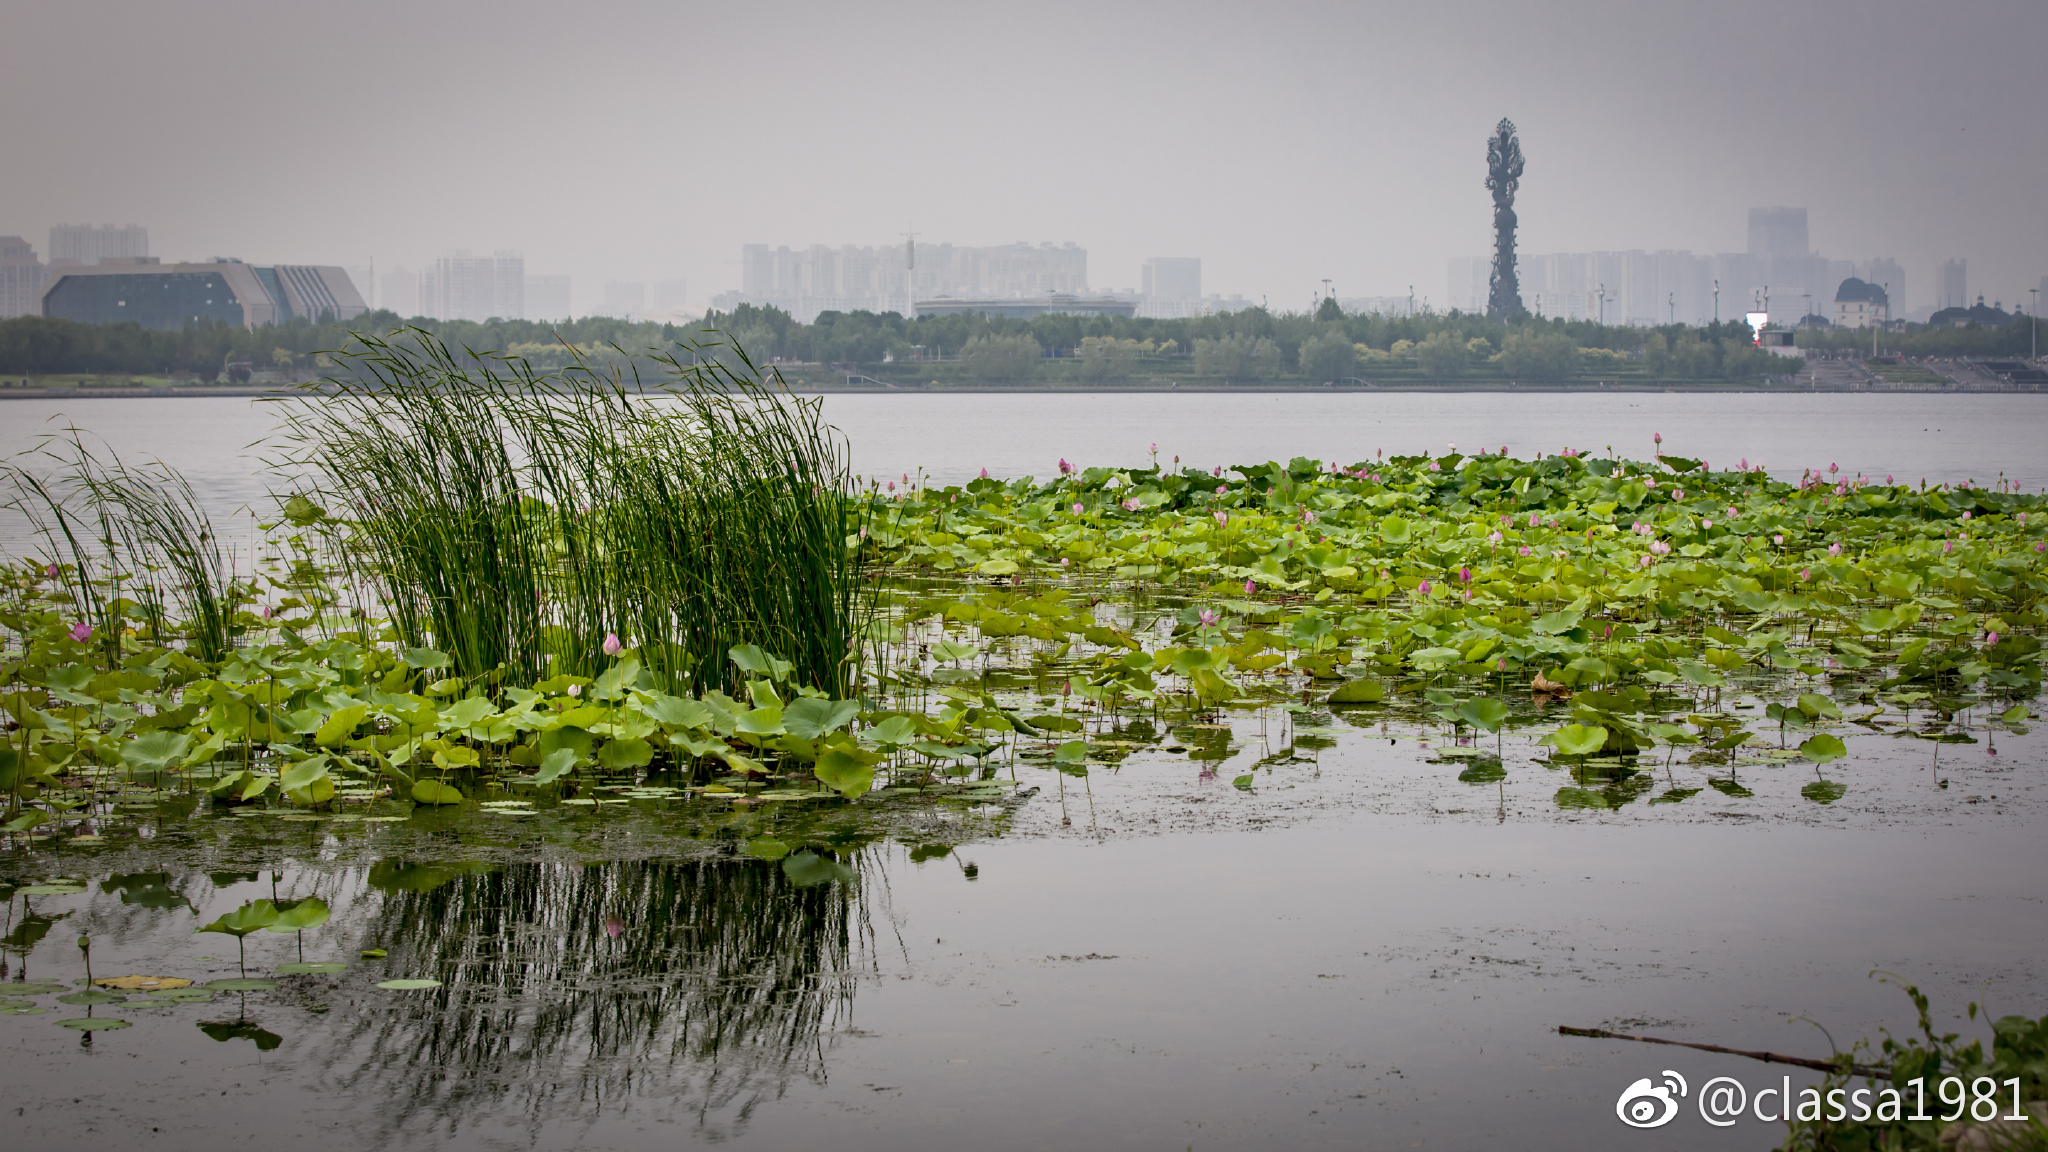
(5, 0), (2043, 313)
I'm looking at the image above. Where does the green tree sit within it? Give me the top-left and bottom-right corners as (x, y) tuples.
(1314, 296), (1343, 322)
(1297, 330), (1358, 382)
(1194, 335), (1254, 378)
(1414, 330), (1469, 379)
(959, 334), (1040, 381)
(1498, 331), (1581, 381)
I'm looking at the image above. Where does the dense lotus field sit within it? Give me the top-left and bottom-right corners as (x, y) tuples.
(1, 445), (2042, 845)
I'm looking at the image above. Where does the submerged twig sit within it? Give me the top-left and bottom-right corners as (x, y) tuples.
(1557, 1025), (1889, 1078)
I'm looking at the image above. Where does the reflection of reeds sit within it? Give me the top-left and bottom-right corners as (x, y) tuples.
(323, 857), (860, 1139)
(282, 329), (869, 694)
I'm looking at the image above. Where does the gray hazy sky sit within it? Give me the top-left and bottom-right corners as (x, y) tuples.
(6, 0), (2044, 312)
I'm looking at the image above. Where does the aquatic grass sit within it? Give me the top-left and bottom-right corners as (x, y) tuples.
(276, 328), (871, 694)
(4, 430), (245, 662)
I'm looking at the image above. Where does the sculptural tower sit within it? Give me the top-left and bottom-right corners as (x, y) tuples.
(1485, 119), (1525, 318)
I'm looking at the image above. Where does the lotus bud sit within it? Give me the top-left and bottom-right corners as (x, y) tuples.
(45, 563), (58, 578)
(603, 633), (623, 656)
(1773, 534), (1784, 545)
(605, 917), (624, 938)
(1986, 631), (2000, 646)
(1828, 543), (1841, 556)
(1072, 503), (1084, 515)
(1417, 579), (1432, 595)
(1653, 432), (1662, 445)
(1459, 566), (1471, 582)
(1244, 578), (1257, 594)
(1214, 511), (1228, 527)
(568, 683), (582, 697)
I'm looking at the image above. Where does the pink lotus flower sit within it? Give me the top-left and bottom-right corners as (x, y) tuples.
(1416, 579), (1432, 595)
(1072, 502), (1084, 515)
(568, 683), (582, 697)
(1427, 461), (1441, 472)
(2036, 542), (2046, 553)
(45, 564), (58, 578)
(1961, 510), (1972, 521)
(1702, 519), (1713, 529)
(1672, 489), (1685, 500)
(1728, 506), (1739, 517)
(1827, 543), (1841, 556)
(1527, 513), (1540, 527)
(1518, 546), (1532, 556)
(1198, 609), (1220, 626)
(1986, 631), (2000, 646)
(603, 632), (623, 655)
(69, 622), (92, 643)
(1059, 458), (1072, 474)
(605, 917), (624, 938)
(1740, 457), (1749, 471)
(1214, 511), (1229, 527)
(1244, 578), (1257, 594)
(1122, 497), (1141, 511)
(1639, 555), (1654, 567)
(1301, 509), (1316, 523)
(1215, 485), (1227, 495)
(1061, 557), (1072, 566)
(1773, 534), (1784, 545)
(1459, 566), (1471, 582)
(1488, 531), (1502, 545)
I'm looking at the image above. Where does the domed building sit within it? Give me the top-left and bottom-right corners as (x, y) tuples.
(1832, 277), (1889, 329)
(1927, 295), (2014, 329)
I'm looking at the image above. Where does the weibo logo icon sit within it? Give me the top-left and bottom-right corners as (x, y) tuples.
(1616, 1071), (1688, 1128)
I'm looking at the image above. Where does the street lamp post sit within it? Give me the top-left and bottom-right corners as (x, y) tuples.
(2031, 288), (2040, 361)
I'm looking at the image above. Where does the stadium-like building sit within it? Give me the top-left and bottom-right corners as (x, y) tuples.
(39, 258), (366, 329)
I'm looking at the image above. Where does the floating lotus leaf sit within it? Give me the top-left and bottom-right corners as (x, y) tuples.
(57, 1018), (131, 1031)
(376, 978), (443, 990)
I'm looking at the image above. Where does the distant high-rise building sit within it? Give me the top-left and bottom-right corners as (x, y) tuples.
(422, 250), (522, 322)
(0, 235), (48, 319)
(603, 280), (645, 317)
(1935, 259), (1968, 310)
(650, 279), (689, 315)
(1857, 259), (1904, 320)
(48, 223), (148, 267)
(524, 274), (571, 321)
(1141, 258), (1201, 301)
(726, 240), (1087, 323)
(379, 264), (419, 317)
(1748, 208), (1808, 258)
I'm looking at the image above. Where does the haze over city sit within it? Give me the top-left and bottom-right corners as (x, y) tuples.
(5, 0), (2044, 319)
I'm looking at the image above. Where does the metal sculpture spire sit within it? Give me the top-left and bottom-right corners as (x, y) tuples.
(1485, 118), (1525, 318)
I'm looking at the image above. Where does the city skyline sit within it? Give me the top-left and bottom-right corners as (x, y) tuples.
(3, 0), (2041, 322)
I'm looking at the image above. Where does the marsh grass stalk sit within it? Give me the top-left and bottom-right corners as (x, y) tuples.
(278, 328), (872, 695)
(5, 431), (244, 662)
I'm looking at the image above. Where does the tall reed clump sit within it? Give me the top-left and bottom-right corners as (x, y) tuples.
(5, 432), (245, 662)
(280, 328), (870, 695)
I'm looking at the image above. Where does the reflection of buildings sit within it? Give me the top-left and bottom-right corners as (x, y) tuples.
(717, 240), (1089, 323)
(0, 235), (47, 318)
(40, 259), (366, 329)
(1448, 208), (1893, 327)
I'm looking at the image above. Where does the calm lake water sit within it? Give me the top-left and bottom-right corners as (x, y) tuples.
(2, 392), (2044, 544)
(2, 390), (2045, 1150)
